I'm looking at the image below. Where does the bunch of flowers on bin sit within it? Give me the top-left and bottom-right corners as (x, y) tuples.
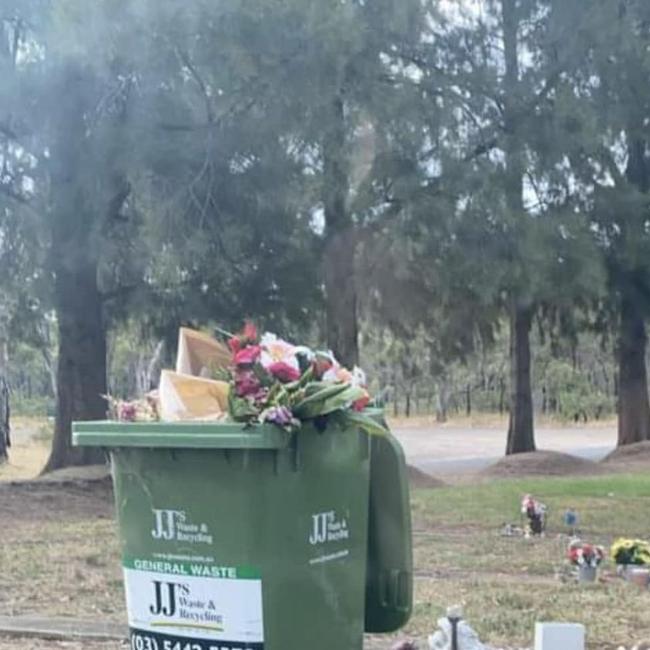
(567, 539), (605, 568)
(611, 538), (650, 566)
(223, 322), (385, 435)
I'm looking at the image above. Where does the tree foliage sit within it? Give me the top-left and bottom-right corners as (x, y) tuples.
(2, 0), (650, 467)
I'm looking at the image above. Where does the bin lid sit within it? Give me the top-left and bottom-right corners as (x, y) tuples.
(72, 421), (293, 450)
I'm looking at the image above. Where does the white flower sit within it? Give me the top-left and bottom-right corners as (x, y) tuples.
(352, 366), (367, 387)
(259, 333), (299, 371)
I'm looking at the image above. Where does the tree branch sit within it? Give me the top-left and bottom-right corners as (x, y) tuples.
(174, 48), (215, 124)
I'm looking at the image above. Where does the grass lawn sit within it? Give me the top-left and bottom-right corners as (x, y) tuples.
(404, 473), (650, 649)
(2, 471), (650, 649)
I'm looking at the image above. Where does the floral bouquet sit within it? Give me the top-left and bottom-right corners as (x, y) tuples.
(611, 538), (650, 566)
(567, 539), (605, 568)
(521, 494), (547, 536)
(223, 322), (387, 436)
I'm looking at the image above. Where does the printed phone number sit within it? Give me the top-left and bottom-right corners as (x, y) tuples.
(131, 633), (261, 650)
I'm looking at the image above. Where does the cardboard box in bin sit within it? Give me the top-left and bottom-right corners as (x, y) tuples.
(158, 328), (231, 421)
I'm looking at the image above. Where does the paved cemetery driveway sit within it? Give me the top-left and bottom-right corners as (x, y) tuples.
(391, 422), (617, 476)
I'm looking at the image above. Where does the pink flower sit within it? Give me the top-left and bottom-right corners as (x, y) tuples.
(229, 322), (258, 355)
(322, 363), (366, 387)
(323, 364), (352, 383)
(118, 402), (137, 422)
(234, 345), (261, 366)
(242, 321), (258, 342)
(235, 370), (261, 398)
(260, 333), (300, 376)
(268, 361), (301, 383)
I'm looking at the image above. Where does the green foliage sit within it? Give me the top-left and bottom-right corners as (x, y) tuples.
(543, 359), (613, 422)
(0, 0), (648, 441)
(12, 396), (54, 418)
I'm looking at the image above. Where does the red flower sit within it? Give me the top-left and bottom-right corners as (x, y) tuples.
(313, 354), (334, 379)
(234, 345), (262, 366)
(353, 393), (371, 412)
(268, 361), (301, 383)
(243, 321), (258, 342)
(229, 337), (242, 354)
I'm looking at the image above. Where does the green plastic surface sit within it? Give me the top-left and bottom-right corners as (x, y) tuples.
(364, 432), (413, 632)
(73, 420), (292, 449)
(73, 418), (412, 648)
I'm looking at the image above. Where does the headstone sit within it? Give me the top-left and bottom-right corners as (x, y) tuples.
(535, 622), (584, 650)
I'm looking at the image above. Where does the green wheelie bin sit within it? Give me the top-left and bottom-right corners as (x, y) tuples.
(73, 417), (412, 650)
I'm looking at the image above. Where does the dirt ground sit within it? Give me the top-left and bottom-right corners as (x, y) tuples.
(0, 480), (123, 622)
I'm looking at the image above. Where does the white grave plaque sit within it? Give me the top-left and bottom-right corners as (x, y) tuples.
(535, 622), (585, 650)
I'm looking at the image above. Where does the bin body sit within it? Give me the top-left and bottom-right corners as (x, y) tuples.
(74, 421), (371, 650)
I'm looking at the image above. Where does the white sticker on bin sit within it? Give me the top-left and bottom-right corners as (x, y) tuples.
(123, 560), (264, 649)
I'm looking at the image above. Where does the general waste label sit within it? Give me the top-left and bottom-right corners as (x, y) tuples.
(124, 559), (264, 650)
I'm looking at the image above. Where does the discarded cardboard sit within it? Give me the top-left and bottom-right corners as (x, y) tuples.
(176, 327), (231, 377)
(158, 369), (229, 421)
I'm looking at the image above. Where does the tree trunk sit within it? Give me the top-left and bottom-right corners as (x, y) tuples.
(44, 262), (107, 471)
(466, 383), (471, 416)
(435, 380), (448, 423)
(40, 346), (57, 397)
(0, 341), (10, 464)
(324, 230), (359, 368)
(322, 95), (359, 368)
(42, 63), (108, 472)
(615, 133), (650, 446)
(617, 293), (650, 446)
(498, 376), (506, 415)
(506, 304), (536, 454)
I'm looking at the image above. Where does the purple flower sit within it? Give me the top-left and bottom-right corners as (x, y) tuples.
(263, 406), (295, 427)
(118, 402), (137, 422)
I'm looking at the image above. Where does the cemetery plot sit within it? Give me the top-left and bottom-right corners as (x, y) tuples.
(1, 473), (650, 648)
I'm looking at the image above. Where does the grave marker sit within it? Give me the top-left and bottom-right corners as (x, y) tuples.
(535, 622), (585, 650)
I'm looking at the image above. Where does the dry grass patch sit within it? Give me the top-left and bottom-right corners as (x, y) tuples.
(406, 474), (650, 649)
(1, 466), (650, 648)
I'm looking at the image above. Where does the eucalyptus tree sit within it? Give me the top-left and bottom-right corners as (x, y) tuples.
(541, 0), (650, 446)
(383, 0), (604, 453)
(0, 0), (327, 468)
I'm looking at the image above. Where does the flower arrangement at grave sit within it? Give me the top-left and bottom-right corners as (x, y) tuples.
(222, 322), (386, 436)
(567, 539), (605, 568)
(521, 494), (547, 536)
(611, 538), (650, 566)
